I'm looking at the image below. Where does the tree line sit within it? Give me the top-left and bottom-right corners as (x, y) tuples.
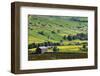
(63, 33), (87, 41)
(28, 33), (87, 49)
(28, 42), (61, 49)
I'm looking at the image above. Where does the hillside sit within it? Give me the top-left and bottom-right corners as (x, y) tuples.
(28, 15), (88, 44)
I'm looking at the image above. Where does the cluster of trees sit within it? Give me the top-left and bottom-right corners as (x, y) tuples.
(63, 33), (87, 41)
(28, 42), (61, 49)
(80, 44), (88, 52)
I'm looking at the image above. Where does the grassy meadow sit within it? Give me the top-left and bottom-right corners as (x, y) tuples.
(28, 15), (88, 61)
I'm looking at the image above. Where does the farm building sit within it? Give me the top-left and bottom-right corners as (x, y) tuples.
(35, 46), (48, 54)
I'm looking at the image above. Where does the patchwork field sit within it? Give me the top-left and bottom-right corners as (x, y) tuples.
(28, 15), (88, 60)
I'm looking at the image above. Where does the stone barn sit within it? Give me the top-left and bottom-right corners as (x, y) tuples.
(35, 46), (48, 54)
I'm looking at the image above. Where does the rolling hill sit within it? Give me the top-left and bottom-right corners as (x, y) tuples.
(28, 15), (88, 44)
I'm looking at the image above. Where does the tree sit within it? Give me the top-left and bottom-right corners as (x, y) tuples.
(53, 46), (59, 53)
(76, 33), (87, 40)
(73, 35), (77, 40)
(63, 35), (66, 40)
(83, 44), (86, 49)
(51, 30), (56, 34)
(28, 44), (33, 49)
(67, 35), (73, 41)
(38, 31), (44, 35)
(80, 44), (88, 52)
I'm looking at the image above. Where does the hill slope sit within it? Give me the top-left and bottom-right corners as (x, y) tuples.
(28, 15), (88, 44)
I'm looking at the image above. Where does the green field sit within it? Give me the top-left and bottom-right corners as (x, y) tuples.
(29, 45), (83, 53)
(28, 15), (88, 60)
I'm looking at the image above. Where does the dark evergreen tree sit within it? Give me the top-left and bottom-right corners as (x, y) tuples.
(67, 35), (73, 41)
